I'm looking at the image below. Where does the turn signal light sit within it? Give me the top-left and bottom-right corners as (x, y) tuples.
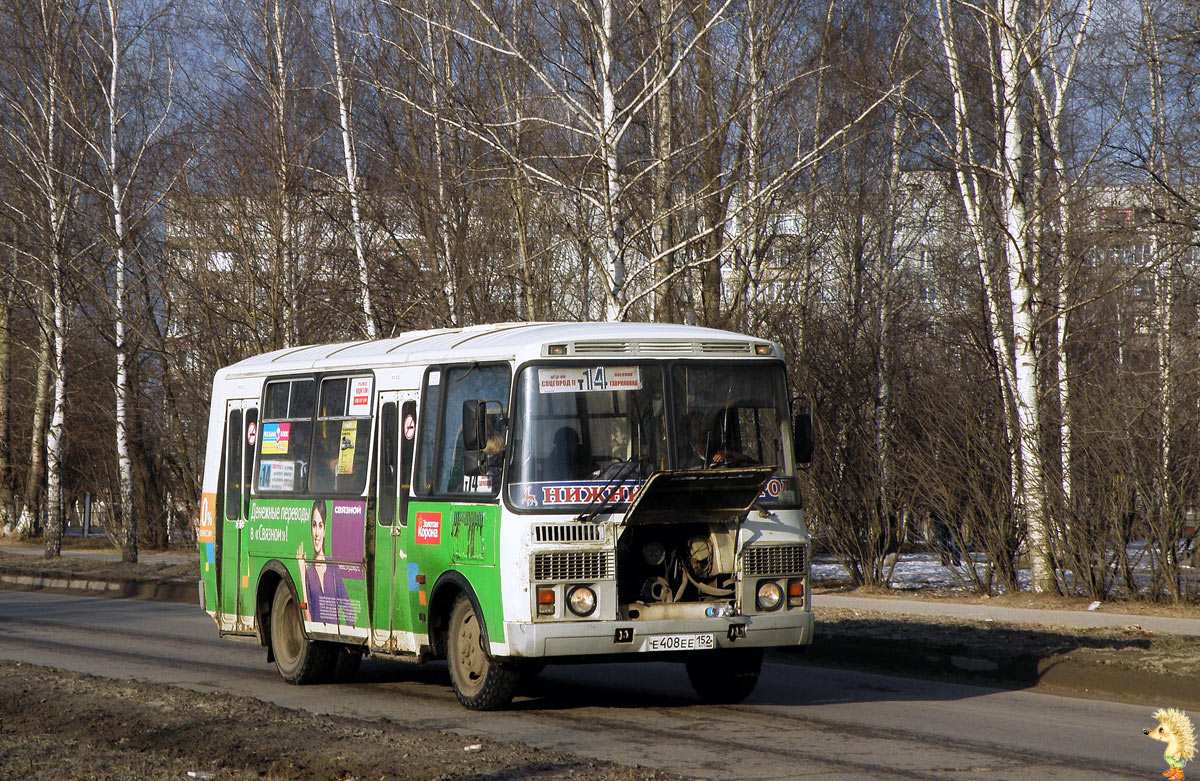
(537, 586), (556, 615)
(787, 578), (805, 608)
(548, 344), (568, 356)
(754, 344), (773, 356)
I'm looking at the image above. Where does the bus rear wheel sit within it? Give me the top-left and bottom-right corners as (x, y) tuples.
(685, 647), (763, 703)
(270, 581), (334, 684)
(446, 595), (518, 710)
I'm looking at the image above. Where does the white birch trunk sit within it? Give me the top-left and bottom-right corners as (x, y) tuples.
(743, 0), (764, 330)
(105, 0), (137, 562)
(998, 0), (1054, 593)
(271, 0), (297, 347)
(15, 289), (52, 537)
(651, 0), (675, 323)
(327, 0), (376, 338)
(424, 11), (457, 325)
(937, 0), (1019, 504)
(1155, 235), (1174, 534)
(45, 260), (67, 558)
(599, 0), (624, 322)
(0, 253), (13, 533)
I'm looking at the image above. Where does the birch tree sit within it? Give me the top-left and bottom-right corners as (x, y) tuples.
(936, 0), (1058, 592)
(73, 0), (177, 561)
(322, 0), (375, 337)
(379, 0), (890, 323)
(0, 0), (90, 556)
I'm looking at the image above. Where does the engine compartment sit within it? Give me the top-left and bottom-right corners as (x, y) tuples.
(616, 522), (738, 619)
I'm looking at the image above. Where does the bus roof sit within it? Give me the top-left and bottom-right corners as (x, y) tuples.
(216, 321), (782, 378)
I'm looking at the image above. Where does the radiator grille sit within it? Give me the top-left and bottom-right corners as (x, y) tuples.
(743, 545), (807, 576)
(533, 524), (603, 543)
(533, 550), (613, 581)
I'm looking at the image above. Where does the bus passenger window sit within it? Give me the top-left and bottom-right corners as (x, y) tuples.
(257, 378), (314, 494)
(378, 402), (398, 526)
(224, 409), (243, 520)
(311, 375), (372, 495)
(243, 408), (257, 518)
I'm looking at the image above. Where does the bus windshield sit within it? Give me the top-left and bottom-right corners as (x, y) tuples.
(508, 361), (796, 510)
(671, 363), (797, 503)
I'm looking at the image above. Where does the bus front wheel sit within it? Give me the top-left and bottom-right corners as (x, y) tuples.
(446, 595), (518, 710)
(685, 647), (763, 703)
(270, 581), (334, 684)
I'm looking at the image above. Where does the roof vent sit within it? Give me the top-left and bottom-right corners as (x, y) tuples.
(700, 341), (753, 354)
(637, 341), (693, 355)
(572, 341), (631, 355)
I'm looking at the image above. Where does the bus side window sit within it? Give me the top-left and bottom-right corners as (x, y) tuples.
(415, 370), (443, 495)
(378, 402), (398, 526)
(224, 409), (243, 521)
(243, 408), (258, 518)
(399, 400), (416, 526)
(422, 364), (510, 497)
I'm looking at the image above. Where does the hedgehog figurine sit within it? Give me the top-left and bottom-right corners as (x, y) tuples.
(1146, 708), (1196, 780)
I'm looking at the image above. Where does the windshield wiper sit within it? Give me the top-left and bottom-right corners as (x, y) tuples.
(573, 459), (644, 523)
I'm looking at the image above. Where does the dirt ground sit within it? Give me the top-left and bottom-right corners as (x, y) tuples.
(0, 549), (197, 582)
(0, 660), (679, 781)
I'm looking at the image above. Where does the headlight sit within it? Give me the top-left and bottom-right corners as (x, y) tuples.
(756, 580), (783, 611)
(567, 585), (597, 617)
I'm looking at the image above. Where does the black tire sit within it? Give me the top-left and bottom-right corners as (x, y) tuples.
(685, 647), (763, 704)
(446, 595), (519, 710)
(270, 581), (334, 684)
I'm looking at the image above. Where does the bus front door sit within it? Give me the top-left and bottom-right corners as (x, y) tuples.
(372, 392), (418, 651)
(218, 399), (258, 632)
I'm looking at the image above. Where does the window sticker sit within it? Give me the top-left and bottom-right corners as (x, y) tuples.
(348, 377), (373, 416)
(537, 366), (642, 393)
(257, 461), (296, 491)
(260, 422), (291, 455)
(337, 421), (357, 475)
(461, 474), (491, 492)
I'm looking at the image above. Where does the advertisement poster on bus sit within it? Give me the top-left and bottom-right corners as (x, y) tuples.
(246, 498), (367, 633)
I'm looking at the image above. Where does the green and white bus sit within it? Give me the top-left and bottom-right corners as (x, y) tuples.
(197, 322), (814, 709)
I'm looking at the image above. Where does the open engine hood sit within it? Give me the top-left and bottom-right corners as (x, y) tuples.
(621, 465), (775, 526)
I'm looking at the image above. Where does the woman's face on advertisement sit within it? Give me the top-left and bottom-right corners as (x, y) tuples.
(311, 503), (326, 553)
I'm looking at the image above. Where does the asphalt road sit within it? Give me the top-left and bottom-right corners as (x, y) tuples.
(0, 591), (1163, 779)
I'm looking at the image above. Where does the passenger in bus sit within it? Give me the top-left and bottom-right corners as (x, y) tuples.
(543, 426), (585, 480)
(483, 431), (505, 487)
(297, 499), (354, 625)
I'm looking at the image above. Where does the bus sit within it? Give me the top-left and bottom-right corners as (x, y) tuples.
(196, 321), (814, 709)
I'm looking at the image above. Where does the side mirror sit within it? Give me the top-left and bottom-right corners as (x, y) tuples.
(793, 412), (813, 466)
(462, 400), (487, 451)
(463, 449), (487, 477)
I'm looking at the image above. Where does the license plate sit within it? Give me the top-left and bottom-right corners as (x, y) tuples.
(640, 633), (715, 652)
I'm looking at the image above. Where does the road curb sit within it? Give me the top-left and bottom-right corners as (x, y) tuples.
(0, 570), (196, 604)
(782, 636), (1200, 709)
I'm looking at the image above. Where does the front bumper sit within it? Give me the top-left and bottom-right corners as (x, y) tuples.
(500, 609), (814, 658)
